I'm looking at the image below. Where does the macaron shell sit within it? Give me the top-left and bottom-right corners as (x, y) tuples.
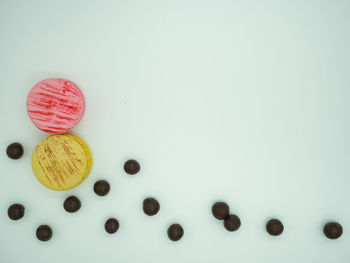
(64, 133), (93, 181)
(32, 134), (89, 191)
(26, 78), (85, 134)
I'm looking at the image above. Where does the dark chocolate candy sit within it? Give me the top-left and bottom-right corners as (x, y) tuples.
(8, 203), (25, 220)
(212, 202), (229, 220)
(94, 180), (110, 196)
(36, 225), (52, 241)
(167, 223), (184, 241)
(124, 159), (140, 175)
(323, 222), (343, 240)
(143, 197), (160, 216)
(105, 218), (119, 234)
(63, 196), (81, 213)
(266, 219), (284, 236)
(6, 143), (23, 159)
(224, 214), (241, 232)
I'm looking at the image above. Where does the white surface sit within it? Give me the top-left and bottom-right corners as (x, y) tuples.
(0, 0), (350, 262)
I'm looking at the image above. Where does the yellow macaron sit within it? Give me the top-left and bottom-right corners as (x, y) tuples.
(32, 133), (93, 191)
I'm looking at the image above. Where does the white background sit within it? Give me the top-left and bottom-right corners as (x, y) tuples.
(0, 0), (349, 262)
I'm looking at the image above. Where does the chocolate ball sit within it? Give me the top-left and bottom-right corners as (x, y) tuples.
(224, 214), (241, 232)
(323, 222), (343, 239)
(143, 197), (160, 216)
(105, 218), (119, 234)
(6, 143), (23, 159)
(8, 204), (25, 220)
(36, 225), (52, 241)
(94, 180), (110, 196)
(212, 202), (229, 220)
(63, 196), (81, 213)
(266, 219), (284, 236)
(167, 224), (184, 241)
(124, 160), (140, 175)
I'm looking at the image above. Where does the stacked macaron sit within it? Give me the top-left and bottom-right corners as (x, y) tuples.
(27, 78), (92, 191)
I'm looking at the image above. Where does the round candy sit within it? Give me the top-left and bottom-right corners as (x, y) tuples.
(224, 214), (241, 232)
(212, 202), (229, 220)
(8, 204), (25, 220)
(167, 224), (184, 241)
(6, 143), (23, 159)
(105, 218), (119, 234)
(26, 78), (85, 134)
(266, 219), (284, 236)
(323, 222), (343, 239)
(63, 196), (81, 213)
(93, 180), (110, 196)
(143, 197), (160, 216)
(124, 159), (140, 175)
(32, 133), (93, 191)
(36, 225), (52, 241)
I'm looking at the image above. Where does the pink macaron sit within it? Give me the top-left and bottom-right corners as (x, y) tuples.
(26, 78), (85, 134)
